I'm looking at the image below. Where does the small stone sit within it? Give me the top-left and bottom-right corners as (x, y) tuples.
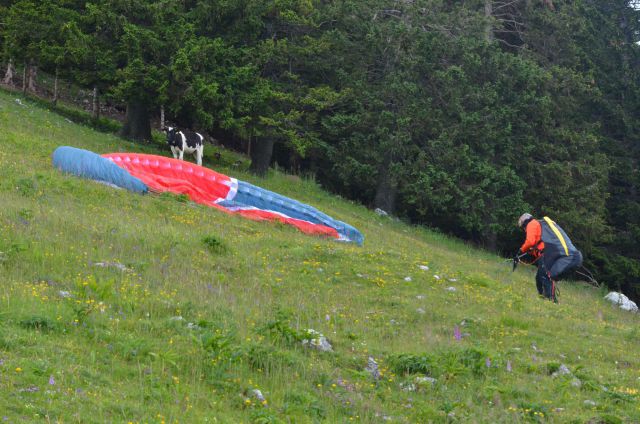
(365, 356), (380, 380)
(401, 383), (417, 392)
(434, 275), (441, 280)
(92, 261), (129, 271)
(415, 376), (436, 386)
(418, 265), (429, 271)
(404, 276), (412, 282)
(446, 286), (456, 292)
(375, 208), (389, 217)
(252, 389), (266, 403)
(416, 295), (425, 300)
(302, 329), (332, 352)
(552, 364), (571, 377)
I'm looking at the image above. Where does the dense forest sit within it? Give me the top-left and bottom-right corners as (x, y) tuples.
(2, 0), (639, 300)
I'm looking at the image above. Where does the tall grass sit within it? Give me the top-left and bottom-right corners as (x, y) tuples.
(0, 90), (638, 423)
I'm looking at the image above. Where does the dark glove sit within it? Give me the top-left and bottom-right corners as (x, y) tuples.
(512, 250), (521, 272)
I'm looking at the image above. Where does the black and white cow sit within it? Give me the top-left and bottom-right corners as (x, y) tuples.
(164, 126), (204, 166)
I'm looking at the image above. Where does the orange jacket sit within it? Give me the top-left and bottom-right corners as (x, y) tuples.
(520, 219), (545, 254)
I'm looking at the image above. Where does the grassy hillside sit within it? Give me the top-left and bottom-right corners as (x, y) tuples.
(0, 90), (638, 423)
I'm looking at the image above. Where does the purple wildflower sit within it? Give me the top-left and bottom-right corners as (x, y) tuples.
(506, 360), (512, 372)
(49, 375), (55, 385)
(454, 325), (462, 341)
(485, 357), (491, 368)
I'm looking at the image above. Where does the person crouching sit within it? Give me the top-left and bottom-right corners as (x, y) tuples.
(516, 213), (583, 303)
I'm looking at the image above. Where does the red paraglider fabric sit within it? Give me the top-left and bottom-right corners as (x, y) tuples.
(102, 153), (340, 239)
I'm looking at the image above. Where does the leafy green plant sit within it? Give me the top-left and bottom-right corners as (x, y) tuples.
(203, 235), (227, 254)
(19, 315), (57, 332)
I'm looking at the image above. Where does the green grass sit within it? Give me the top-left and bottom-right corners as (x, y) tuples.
(0, 89), (639, 423)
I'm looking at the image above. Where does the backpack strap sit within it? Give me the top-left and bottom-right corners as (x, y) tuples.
(543, 217), (569, 256)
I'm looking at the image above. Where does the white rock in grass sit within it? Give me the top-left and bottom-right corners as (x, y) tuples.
(415, 376), (437, 386)
(375, 208), (389, 217)
(552, 364), (571, 377)
(252, 389), (266, 403)
(418, 265), (429, 271)
(58, 290), (72, 298)
(604, 292), (638, 312)
(365, 356), (380, 380)
(445, 286), (457, 292)
(404, 276), (412, 282)
(400, 382), (416, 392)
(92, 261), (129, 272)
(302, 329), (333, 352)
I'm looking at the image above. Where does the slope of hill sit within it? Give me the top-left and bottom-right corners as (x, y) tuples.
(1, 90), (638, 423)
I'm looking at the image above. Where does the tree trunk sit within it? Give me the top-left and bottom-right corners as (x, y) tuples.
(249, 137), (275, 177)
(373, 162), (397, 214)
(160, 105), (165, 129)
(22, 63), (27, 94)
(3, 60), (15, 86)
(27, 64), (37, 93)
(120, 99), (152, 142)
(484, 0), (494, 43)
(92, 86), (99, 120)
(52, 69), (59, 105)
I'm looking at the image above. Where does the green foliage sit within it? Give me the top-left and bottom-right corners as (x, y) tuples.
(19, 316), (57, 333)
(259, 310), (305, 346)
(202, 235), (228, 255)
(387, 353), (436, 376)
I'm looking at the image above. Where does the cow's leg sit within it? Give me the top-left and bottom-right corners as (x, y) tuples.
(179, 149), (184, 160)
(171, 146), (178, 159)
(196, 145), (203, 166)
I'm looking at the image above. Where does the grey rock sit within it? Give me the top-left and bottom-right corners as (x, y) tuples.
(302, 329), (333, 352)
(365, 356), (380, 380)
(552, 364), (571, 377)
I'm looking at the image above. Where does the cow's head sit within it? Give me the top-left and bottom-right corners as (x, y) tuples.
(163, 126), (177, 144)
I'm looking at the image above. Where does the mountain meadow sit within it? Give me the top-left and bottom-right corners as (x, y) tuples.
(1, 88), (639, 422)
